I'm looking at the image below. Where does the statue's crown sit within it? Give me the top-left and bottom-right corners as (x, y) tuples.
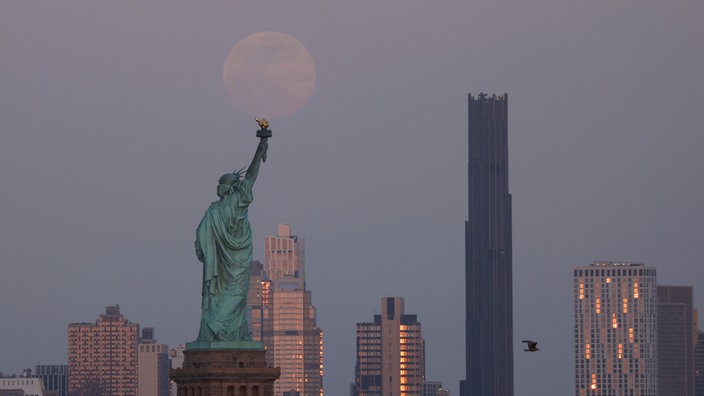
(218, 173), (240, 185)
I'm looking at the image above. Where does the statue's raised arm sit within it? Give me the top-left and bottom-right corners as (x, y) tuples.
(244, 138), (268, 184)
(245, 118), (271, 184)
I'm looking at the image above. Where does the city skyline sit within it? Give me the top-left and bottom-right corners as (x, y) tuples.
(2, 2), (704, 395)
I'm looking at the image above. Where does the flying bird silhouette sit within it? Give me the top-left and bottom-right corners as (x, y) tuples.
(522, 340), (539, 352)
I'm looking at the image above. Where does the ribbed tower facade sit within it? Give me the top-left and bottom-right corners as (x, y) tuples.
(354, 297), (426, 396)
(574, 261), (658, 395)
(461, 93), (513, 396)
(657, 285), (694, 396)
(259, 223), (324, 396)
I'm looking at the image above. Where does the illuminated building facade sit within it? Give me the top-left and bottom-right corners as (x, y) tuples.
(462, 93), (513, 396)
(354, 297), (426, 396)
(257, 224), (324, 396)
(657, 285), (694, 396)
(67, 305), (139, 396)
(573, 261), (658, 395)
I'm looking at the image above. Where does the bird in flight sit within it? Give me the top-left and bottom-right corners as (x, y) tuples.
(522, 340), (539, 352)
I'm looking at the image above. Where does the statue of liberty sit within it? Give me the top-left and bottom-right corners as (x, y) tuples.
(191, 119), (271, 346)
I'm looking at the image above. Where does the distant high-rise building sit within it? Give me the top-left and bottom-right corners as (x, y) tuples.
(247, 260), (269, 343)
(658, 285), (695, 396)
(423, 381), (442, 396)
(423, 381), (446, 396)
(256, 224), (323, 396)
(137, 328), (170, 396)
(355, 317), (382, 396)
(354, 297), (425, 396)
(68, 305), (139, 396)
(574, 261), (658, 395)
(423, 381), (450, 396)
(462, 93), (513, 396)
(35, 365), (68, 396)
(695, 330), (704, 396)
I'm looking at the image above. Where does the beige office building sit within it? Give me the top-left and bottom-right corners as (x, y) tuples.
(137, 328), (170, 396)
(68, 305), (139, 396)
(573, 262), (658, 396)
(355, 297), (426, 396)
(253, 224), (323, 396)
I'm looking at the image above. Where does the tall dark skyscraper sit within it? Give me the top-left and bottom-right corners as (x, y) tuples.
(461, 93), (513, 396)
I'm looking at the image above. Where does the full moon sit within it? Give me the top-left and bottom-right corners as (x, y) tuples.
(223, 32), (316, 119)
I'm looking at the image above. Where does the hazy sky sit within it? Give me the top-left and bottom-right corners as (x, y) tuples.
(2, 1), (703, 395)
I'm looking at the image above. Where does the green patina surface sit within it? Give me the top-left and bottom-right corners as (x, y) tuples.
(190, 128), (269, 350)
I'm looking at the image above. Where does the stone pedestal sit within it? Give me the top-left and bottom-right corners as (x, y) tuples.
(170, 348), (279, 396)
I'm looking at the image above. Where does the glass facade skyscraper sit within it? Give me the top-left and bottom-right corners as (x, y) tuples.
(251, 224), (324, 396)
(462, 93), (513, 396)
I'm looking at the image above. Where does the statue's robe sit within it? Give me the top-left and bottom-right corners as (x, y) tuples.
(194, 178), (254, 342)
